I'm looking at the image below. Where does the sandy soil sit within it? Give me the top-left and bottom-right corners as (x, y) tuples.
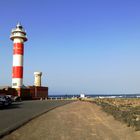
(2, 101), (140, 140)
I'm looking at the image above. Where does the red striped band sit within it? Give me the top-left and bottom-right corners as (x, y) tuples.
(12, 66), (23, 78)
(13, 43), (24, 55)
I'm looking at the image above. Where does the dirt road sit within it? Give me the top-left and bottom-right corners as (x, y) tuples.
(2, 101), (140, 140)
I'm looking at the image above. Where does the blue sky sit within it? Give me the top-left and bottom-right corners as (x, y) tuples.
(0, 0), (140, 94)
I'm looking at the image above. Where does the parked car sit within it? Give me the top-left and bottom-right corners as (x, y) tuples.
(6, 95), (15, 102)
(13, 96), (21, 102)
(0, 95), (12, 106)
(6, 95), (21, 102)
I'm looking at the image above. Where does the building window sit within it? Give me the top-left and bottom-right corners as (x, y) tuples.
(13, 83), (17, 86)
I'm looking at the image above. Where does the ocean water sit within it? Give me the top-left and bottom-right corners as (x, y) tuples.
(48, 94), (140, 99)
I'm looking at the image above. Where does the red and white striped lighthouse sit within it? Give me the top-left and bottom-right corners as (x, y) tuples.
(10, 23), (27, 92)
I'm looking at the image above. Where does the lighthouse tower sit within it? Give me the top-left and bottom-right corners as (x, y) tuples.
(10, 23), (27, 95)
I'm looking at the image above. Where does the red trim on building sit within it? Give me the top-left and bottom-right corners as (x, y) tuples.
(12, 66), (23, 78)
(13, 43), (24, 55)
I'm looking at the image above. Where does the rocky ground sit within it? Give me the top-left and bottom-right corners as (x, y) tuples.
(2, 101), (140, 140)
(92, 98), (140, 131)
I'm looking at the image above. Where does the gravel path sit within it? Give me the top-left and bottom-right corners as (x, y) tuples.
(2, 101), (140, 140)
